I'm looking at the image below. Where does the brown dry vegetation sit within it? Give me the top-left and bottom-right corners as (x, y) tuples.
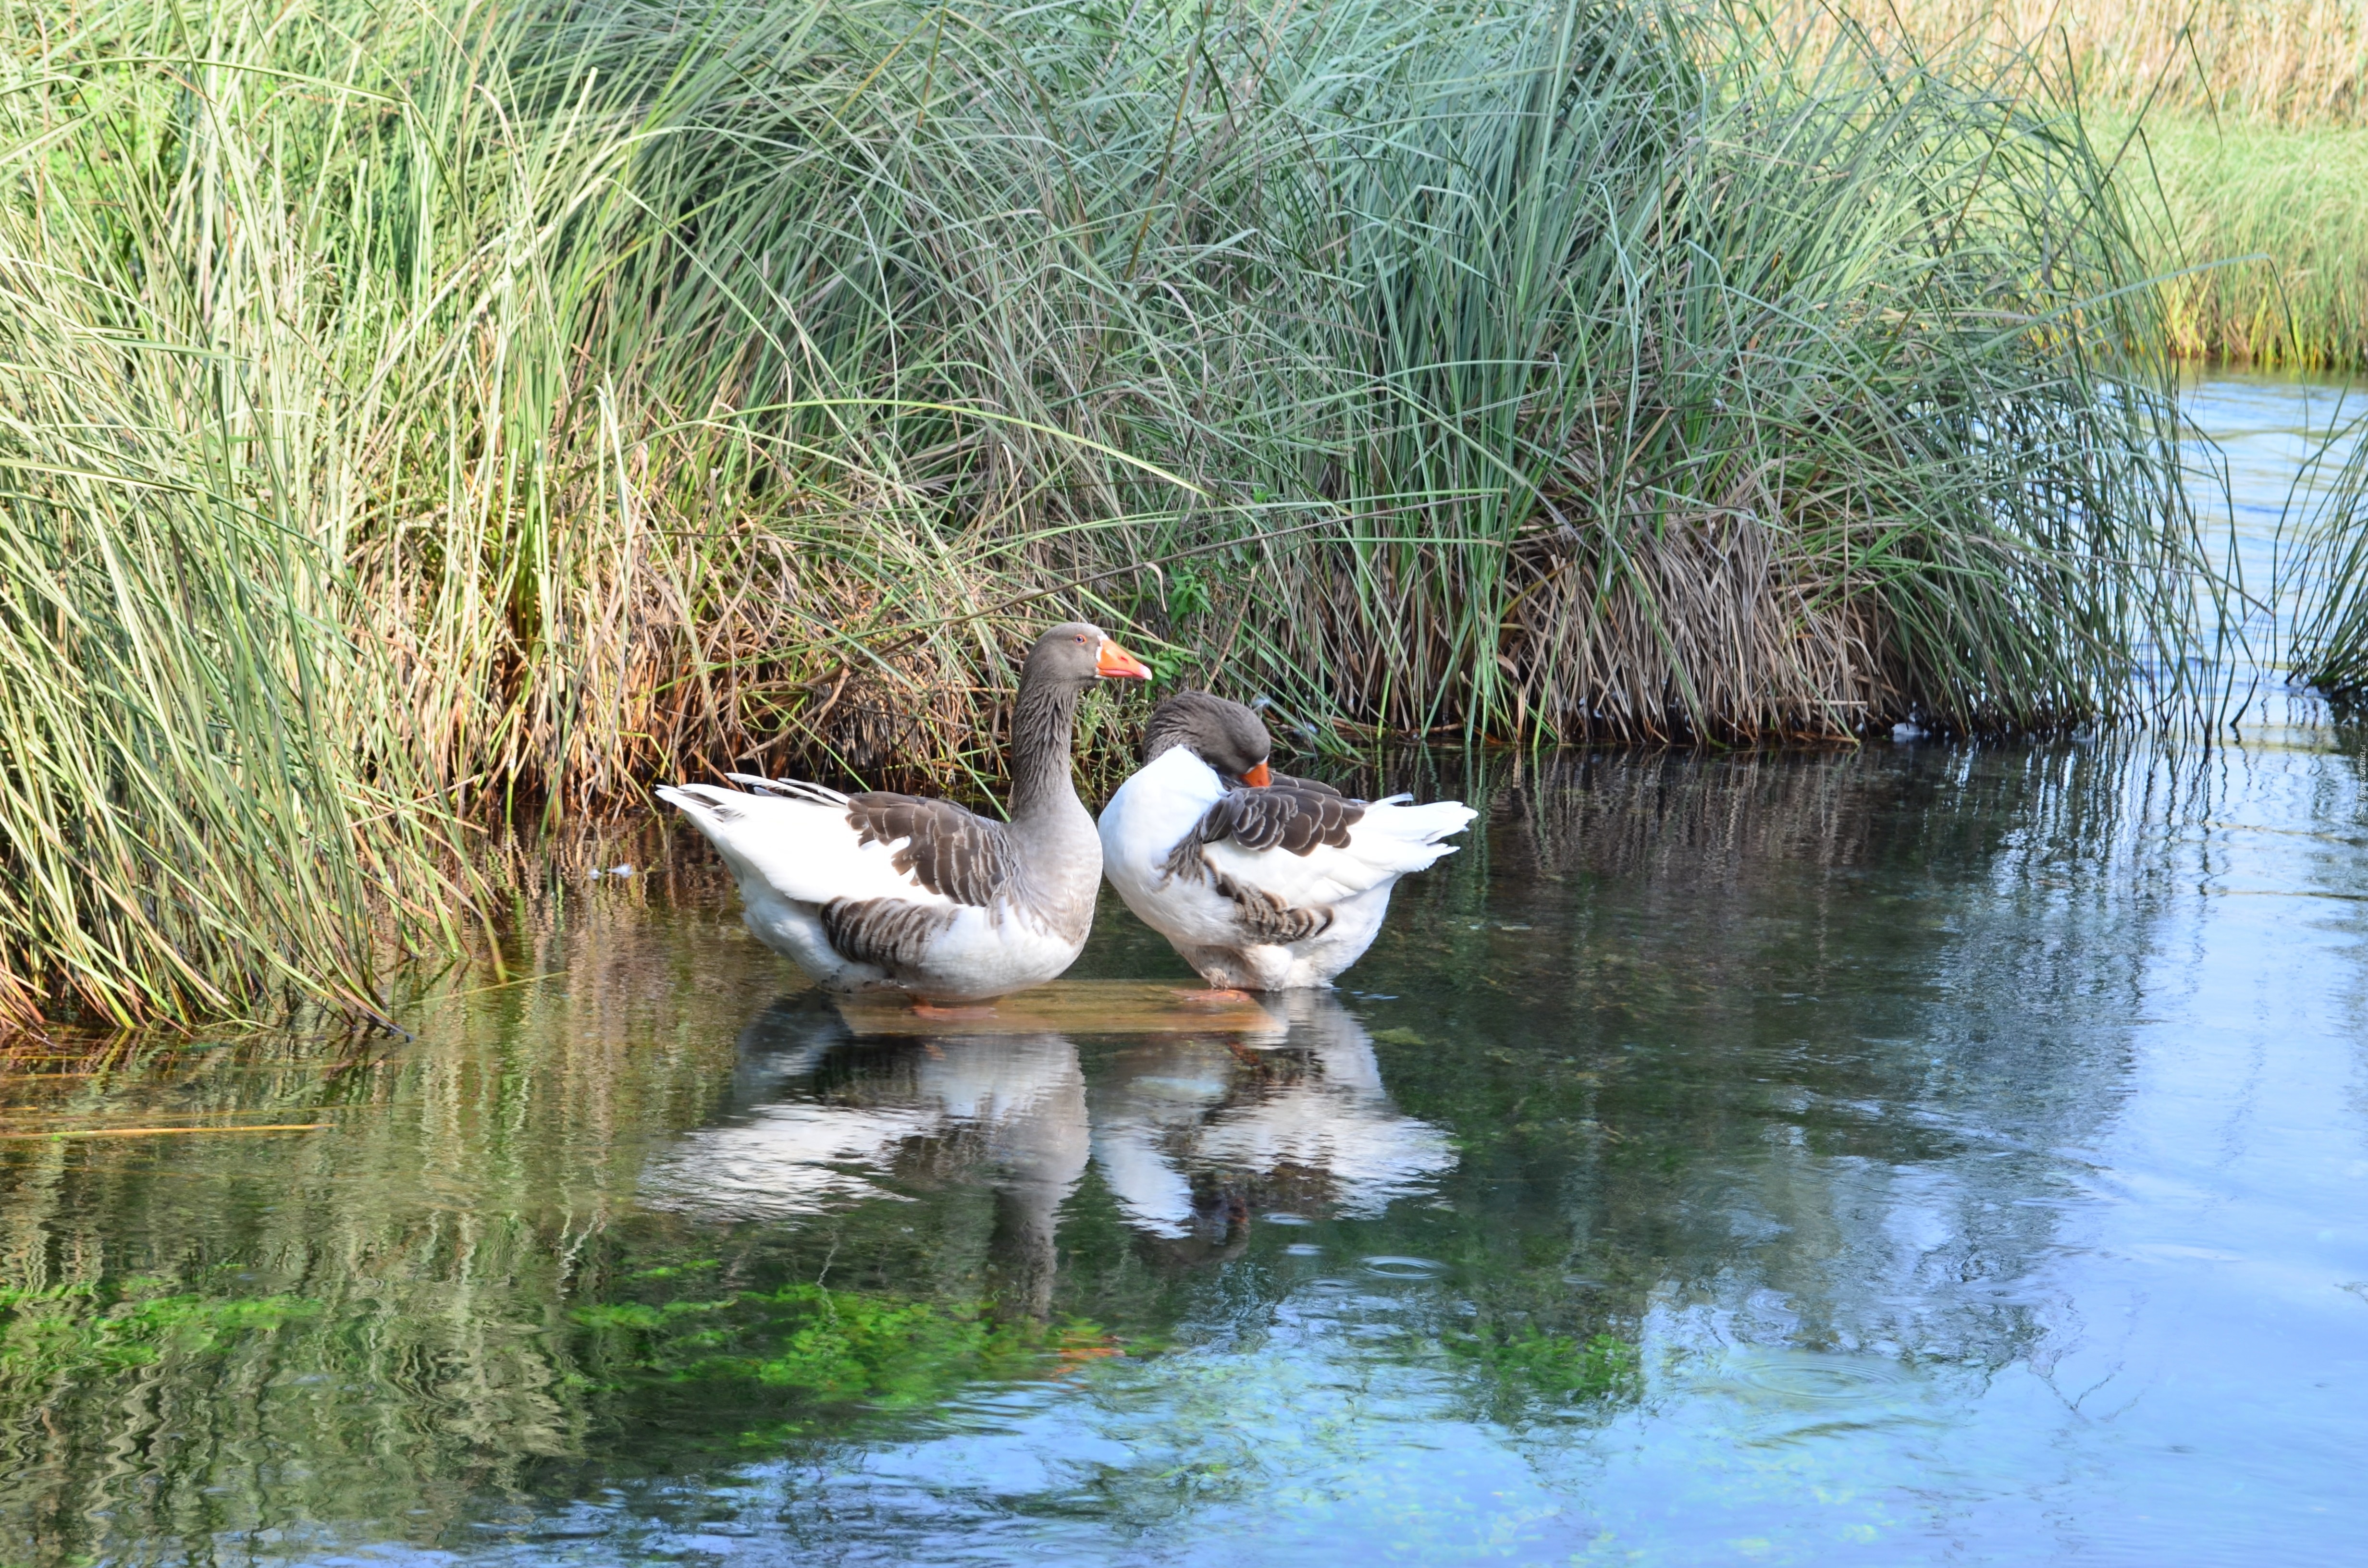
(1776, 0), (2368, 124)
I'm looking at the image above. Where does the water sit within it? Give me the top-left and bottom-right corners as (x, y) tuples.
(5, 383), (2368, 1567)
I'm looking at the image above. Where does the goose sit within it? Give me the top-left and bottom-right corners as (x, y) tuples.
(657, 623), (1151, 1008)
(1098, 691), (1476, 991)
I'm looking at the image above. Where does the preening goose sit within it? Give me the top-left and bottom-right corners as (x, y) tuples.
(658, 623), (1151, 1006)
(1098, 691), (1476, 991)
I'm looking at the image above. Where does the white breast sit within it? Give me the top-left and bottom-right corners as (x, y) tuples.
(1098, 747), (1234, 942)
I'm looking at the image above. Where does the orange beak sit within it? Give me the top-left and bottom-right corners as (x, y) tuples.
(1243, 762), (1272, 788)
(1095, 638), (1153, 681)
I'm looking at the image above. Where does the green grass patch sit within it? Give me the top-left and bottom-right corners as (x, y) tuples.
(571, 1282), (1116, 1422)
(2133, 117), (2368, 369)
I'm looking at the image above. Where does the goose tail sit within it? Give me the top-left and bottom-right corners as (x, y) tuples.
(1355, 797), (1478, 874)
(722, 772), (849, 807)
(654, 782), (743, 846)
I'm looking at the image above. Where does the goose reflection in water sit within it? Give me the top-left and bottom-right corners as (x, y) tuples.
(639, 990), (1453, 1299)
(1090, 990), (1455, 1261)
(641, 1017), (1088, 1317)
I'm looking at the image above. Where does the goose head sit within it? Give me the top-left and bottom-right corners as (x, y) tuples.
(1025, 621), (1153, 691)
(1142, 690), (1273, 787)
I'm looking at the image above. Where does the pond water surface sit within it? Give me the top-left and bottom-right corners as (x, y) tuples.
(4, 382), (2367, 1567)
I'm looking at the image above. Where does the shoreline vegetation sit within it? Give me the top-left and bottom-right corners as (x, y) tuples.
(1786, 0), (2366, 125)
(2144, 119), (2368, 369)
(1781, 0), (2368, 369)
(0, 0), (2359, 1030)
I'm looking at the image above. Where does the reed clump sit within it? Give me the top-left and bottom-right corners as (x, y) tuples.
(2288, 404), (2368, 694)
(0, 38), (475, 1030)
(0, 0), (2212, 1028)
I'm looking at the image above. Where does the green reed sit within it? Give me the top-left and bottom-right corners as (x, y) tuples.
(2137, 117), (2368, 369)
(0, 0), (2218, 1026)
(0, 16), (476, 1029)
(2287, 398), (2368, 696)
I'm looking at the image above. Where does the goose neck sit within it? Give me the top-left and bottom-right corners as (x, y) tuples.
(1008, 676), (1084, 824)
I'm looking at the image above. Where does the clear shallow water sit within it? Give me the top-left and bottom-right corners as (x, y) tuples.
(2183, 370), (2365, 722)
(5, 388), (2368, 1566)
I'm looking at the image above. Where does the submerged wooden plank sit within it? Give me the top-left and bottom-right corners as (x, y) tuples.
(833, 980), (1284, 1039)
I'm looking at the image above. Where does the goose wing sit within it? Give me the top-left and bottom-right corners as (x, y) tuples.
(663, 778), (1018, 907)
(835, 791), (1019, 907)
(1169, 784), (1473, 912)
(658, 779), (1022, 972)
(1265, 770), (1343, 797)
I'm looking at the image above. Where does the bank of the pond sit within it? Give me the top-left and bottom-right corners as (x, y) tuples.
(1778, 0), (2368, 128)
(1776, 2), (2368, 369)
(0, 0), (2222, 1031)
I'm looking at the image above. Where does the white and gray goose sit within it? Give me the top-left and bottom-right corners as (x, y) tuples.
(1098, 692), (1476, 991)
(658, 623), (1152, 1006)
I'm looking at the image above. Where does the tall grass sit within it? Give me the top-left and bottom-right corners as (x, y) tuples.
(0, 19), (477, 1030)
(1777, 0), (2368, 125)
(2138, 119), (2368, 369)
(0, 0), (2213, 1027)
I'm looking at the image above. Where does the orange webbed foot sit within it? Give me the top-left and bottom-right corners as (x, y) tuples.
(910, 1000), (997, 1020)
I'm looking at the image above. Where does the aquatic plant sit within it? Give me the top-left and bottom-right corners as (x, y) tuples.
(0, 1282), (321, 1381)
(0, 0), (2213, 1027)
(573, 1283), (1110, 1419)
(1444, 1325), (1644, 1411)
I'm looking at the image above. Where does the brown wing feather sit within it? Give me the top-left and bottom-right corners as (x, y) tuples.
(1177, 784), (1366, 861)
(1265, 770), (1343, 799)
(1157, 784), (1366, 944)
(843, 793), (1017, 907)
(1203, 869), (1333, 942)
(820, 897), (959, 973)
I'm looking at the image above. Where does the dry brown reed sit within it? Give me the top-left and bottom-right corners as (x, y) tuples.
(1776, 0), (2368, 123)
